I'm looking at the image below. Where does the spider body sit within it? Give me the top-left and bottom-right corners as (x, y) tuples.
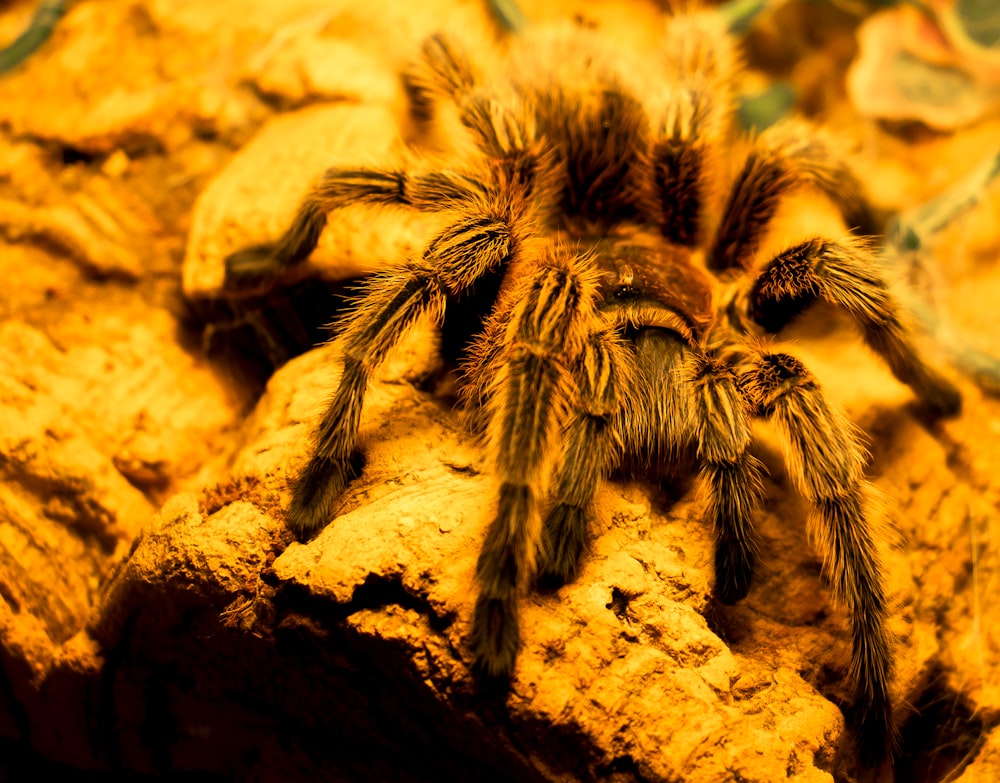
(223, 12), (960, 766)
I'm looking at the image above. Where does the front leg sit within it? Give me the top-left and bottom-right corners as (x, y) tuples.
(288, 263), (447, 536)
(743, 350), (897, 766)
(224, 167), (486, 295)
(537, 329), (633, 585)
(689, 351), (766, 604)
(288, 203), (516, 536)
(472, 247), (599, 678)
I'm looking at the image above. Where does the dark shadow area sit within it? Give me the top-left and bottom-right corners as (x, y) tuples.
(895, 670), (991, 783)
(180, 275), (363, 400)
(0, 738), (224, 782)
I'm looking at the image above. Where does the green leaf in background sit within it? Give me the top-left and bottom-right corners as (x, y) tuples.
(955, 0), (1000, 49)
(718, 0), (778, 35)
(887, 149), (1000, 396)
(488, 0), (528, 33)
(0, 0), (67, 75)
(737, 81), (798, 131)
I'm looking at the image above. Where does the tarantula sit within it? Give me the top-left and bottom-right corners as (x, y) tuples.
(223, 11), (960, 766)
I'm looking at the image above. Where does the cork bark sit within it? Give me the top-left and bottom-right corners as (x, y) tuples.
(1, 1), (998, 781)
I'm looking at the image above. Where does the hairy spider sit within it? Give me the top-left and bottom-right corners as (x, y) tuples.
(223, 10), (961, 766)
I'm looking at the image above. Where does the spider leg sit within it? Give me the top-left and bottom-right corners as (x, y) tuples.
(287, 198), (519, 536)
(229, 31), (532, 295)
(662, 7), (739, 90)
(537, 328), (632, 585)
(223, 167), (487, 293)
(749, 237), (961, 416)
(472, 247), (598, 677)
(403, 33), (479, 123)
(690, 352), (766, 603)
(743, 350), (896, 765)
(647, 85), (718, 248)
(709, 121), (877, 273)
(404, 32), (537, 165)
(648, 10), (737, 247)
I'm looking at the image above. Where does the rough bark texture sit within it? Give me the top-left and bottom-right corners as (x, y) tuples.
(1, 1), (998, 782)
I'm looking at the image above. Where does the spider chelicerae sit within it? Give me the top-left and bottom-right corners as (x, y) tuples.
(222, 10), (961, 766)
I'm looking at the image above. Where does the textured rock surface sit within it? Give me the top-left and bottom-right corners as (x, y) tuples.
(1, 1), (998, 782)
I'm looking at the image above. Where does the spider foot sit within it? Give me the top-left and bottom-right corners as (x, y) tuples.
(471, 594), (520, 679)
(920, 374), (962, 419)
(850, 692), (896, 768)
(538, 504), (589, 588)
(223, 243), (286, 296)
(713, 542), (754, 604)
(286, 452), (362, 539)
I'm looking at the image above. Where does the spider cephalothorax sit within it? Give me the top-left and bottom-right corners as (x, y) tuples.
(222, 10), (960, 766)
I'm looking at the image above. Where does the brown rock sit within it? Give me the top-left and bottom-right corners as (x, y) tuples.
(77, 335), (946, 781)
(0, 1), (998, 782)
